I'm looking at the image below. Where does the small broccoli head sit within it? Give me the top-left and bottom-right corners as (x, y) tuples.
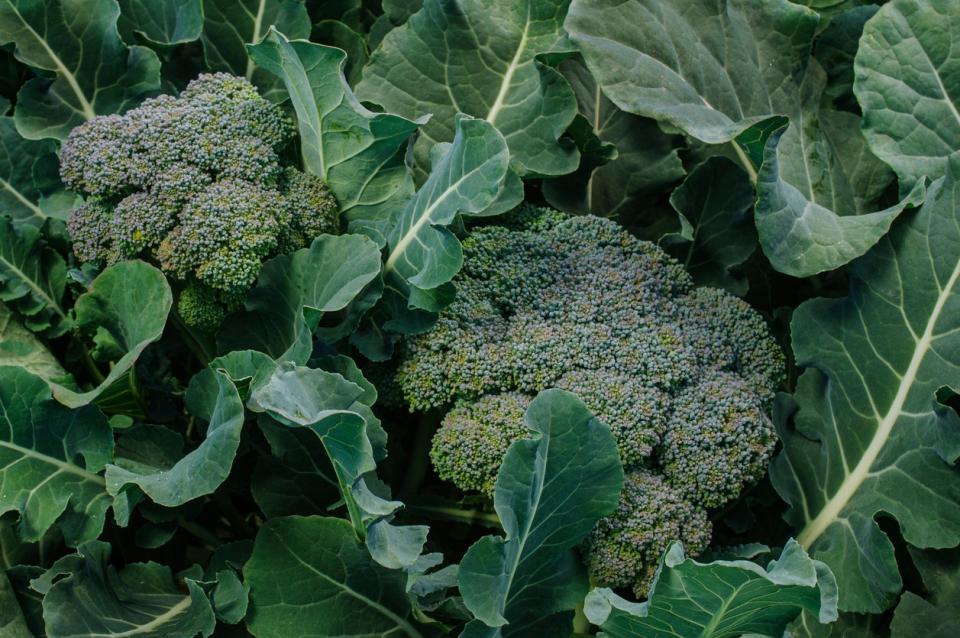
(176, 282), (243, 333)
(660, 371), (777, 509)
(583, 470), (711, 597)
(430, 393), (531, 496)
(61, 73), (341, 330)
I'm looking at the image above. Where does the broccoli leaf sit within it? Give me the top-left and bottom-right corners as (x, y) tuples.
(662, 156), (756, 296)
(118, 0), (203, 46)
(458, 389), (623, 634)
(542, 57), (684, 219)
(249, 362), (428, 570)
(770, 152), (960, 612)
(891, 547), (960, 638)
(247, 28), (425, 229)
(105, 371), (245, 509)
(0, 569), (31, 638)
(0, 365), (113, 545)
(854, 0), (960, 190)
(217, 233), (382, 360)
(585, 540), (837, 638)
(244, 516), (422, 638)
(0, 0), (161, 140)
(0, 301), (66, 379)
(356, 0), (579, 178)
(0, 216), (68, 336)
(37, 541), (216, 638)
(382, 115), (509, 315)
(0, 118), (71, 226)
(754, 61), (926, 278)
(201, 0), (310, 102)
(49, 260), (172, 409)
(565, 0), (818, 146)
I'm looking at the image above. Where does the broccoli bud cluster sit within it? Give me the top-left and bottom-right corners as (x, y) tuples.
(60, 73), (340, 330)
(391, 205), (785, 595)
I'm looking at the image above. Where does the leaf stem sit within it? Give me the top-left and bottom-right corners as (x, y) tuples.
(404, 503), (501, 528)
(730, 140), (758, 186)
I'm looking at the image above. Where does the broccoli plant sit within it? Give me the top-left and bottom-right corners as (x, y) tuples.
(389, 205), (785, 594)
(60, 73), (339, 330)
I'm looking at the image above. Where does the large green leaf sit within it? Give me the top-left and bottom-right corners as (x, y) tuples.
(854, 0), (960, 189)
(201, 0), (310, 102)
(585, 540), (837, 637)
(382, 115), (509, 315)
(458, 389), (623, 634)
(118, 0), (204, 45)
(565, 0), (818, 145)
(218, 233), (382, 360)
(0, 215), (68, 336)
(247, 28), (424, 227)
(0, 0), (161, 140)
(542, 57), (684, 218)
(891, 547), (959, 637)
(0, 118), (70, 226)
(244, 516), (423, 638)
(0, 365), (113, 544)
(769, 153), (960, 612)
(105, 371), (245, 508)
(662, 156), (755, 295)
(0, 301), (66, 379)
(37, 541), (216, 638)
(755, 62), (926, 277)
(50, 260), (172, 408)
(249, 362), (427, 569)
(356, 0), (579, 178)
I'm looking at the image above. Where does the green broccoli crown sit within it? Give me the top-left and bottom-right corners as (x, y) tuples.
(60, 73), (340, 329)
(396, 204), (785, 594)
(583, 470), (711, 598)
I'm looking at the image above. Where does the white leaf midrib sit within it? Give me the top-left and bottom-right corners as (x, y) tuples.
(797, 255), (960, 548)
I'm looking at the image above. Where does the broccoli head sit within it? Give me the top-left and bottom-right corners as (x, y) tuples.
(60, 73), (340, 329)
(393, 205), (785, 595)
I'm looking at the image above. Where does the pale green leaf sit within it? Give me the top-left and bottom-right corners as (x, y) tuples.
(217, 233), (382, 360)
(247, 28), (424, 227)
(39, 541), (216, 638)
(105, 371), (245, 507)
(565, 0), (819, 145)
(244, 516), (423, 638)
(854, 0), (960, 189)
(756, 62), (925, 277)
(458, 389), (623, 632)
(357, 0), (579, 178)
(0, 0), (161, 140)
(50, 260), (172, 408)
(249, 362), (428, 570)
(382, 115), (509, 316)
(0, 301), (66, 379)
(585, 540), (837, 638)
(769, 152), (960, 612)
(0, 365), (112, 544)
(201, 0), (311, 102)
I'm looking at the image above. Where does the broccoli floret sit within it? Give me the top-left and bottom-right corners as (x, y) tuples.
(583, 470), (711, 598)
(660, 371), (777, 509)
(431, 393), (532, 496)
(391, 204), (784, 595)
(60, 73), (341, 329)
